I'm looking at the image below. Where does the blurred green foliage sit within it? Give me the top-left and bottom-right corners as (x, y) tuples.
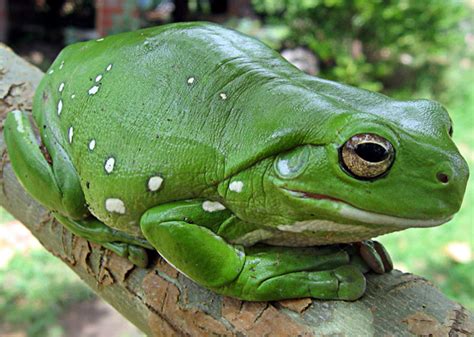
(252, 0), (468, 92)
(0, 250), (93, 336)
(226, 18), (290, 50)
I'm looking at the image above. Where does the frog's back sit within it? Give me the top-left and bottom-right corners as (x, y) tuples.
(33, 22), (314, 234)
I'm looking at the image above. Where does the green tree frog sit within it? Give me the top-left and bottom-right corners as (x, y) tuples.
(4, 22), (469, 301)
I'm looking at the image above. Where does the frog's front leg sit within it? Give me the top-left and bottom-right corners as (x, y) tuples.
(140, 201), (366, 301)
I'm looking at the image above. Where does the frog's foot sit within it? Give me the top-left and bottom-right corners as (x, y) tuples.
(140, 201), (367, 301)
(221, 246), (366, 301)
(4, 110), (88, 219)
(55, 213), (152, 268)
(353, 240), (393, 274)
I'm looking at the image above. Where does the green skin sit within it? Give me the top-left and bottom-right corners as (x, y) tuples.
(4, 22), (469, 301)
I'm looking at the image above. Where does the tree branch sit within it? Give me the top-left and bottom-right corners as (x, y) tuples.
(1, 43), (473, 337)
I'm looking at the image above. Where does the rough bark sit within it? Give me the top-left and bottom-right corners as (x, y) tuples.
(1, 43), (473, 337)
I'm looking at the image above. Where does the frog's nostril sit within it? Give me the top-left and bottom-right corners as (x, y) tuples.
(436, 172), (449, 184)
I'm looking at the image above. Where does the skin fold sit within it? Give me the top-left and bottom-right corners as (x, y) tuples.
(4, 22), (469, 301)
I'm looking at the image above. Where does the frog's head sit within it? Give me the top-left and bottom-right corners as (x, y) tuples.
(222, 97), (469, 239)
(272, 98), (469, 230)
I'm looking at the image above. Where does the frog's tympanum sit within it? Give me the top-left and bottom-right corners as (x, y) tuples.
(5, 23), (469, 301)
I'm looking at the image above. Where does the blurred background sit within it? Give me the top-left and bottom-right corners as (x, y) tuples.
(0, 0), (473, 336)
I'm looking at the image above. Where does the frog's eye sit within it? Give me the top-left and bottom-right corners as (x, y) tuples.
(448, 125), (453, 137)
(275, 146), (310, 179)
(340, 134), (394, 180)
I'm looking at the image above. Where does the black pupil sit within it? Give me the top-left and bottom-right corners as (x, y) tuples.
(355, 143), (389, 163)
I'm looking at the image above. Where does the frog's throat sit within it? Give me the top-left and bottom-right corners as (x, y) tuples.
(284, 189), (452, 228)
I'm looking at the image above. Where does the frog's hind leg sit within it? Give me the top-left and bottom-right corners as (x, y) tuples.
(4, 110), (87, 219)
(4, 110), (150, 267)
(54, 214), (152, 268)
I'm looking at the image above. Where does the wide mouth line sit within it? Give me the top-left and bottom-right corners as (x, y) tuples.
(286, 189), (347, 203)
(282, 188), (357, 207)
(281, 188), (452, 228)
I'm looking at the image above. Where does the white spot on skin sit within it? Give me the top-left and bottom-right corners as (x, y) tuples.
(187, 77), (195, 84)
(71, 94), (76, 99)
(105, 198), (126, 214)
(12, 110), (25, 133)
(105, 157), (115, 173)
(88, 139), (96, 151)
(219, 93), (227, 100)
(57, 100), (63, 115)
(59, 82), (65, 92)
(148, 176), (163, 192)
(229, 181), (244, 193)
(68, 127), (74, 144)
(202, 201), (226, 212)
(48, 69), (54, 74)
(59, 61), (64, 69)
(95, 75), (103, 82)
(88, 85), (99, 95)
(97, 38), (104, 42)
(106, 64), (113, 71)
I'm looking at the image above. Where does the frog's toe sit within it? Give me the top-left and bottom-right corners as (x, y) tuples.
(103, 242), (149, 268)
(333, 265), (366, 300)
(372, 240), (393, 272)
(358, 241), (385, 274)
(356, 240), (393, 274)
(128, 245), (149, 268)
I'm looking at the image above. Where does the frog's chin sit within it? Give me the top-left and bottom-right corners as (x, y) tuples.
(283, 189), (452, 228)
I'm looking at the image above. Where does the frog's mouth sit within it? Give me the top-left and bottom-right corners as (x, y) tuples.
(282, 188), (452, 228)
